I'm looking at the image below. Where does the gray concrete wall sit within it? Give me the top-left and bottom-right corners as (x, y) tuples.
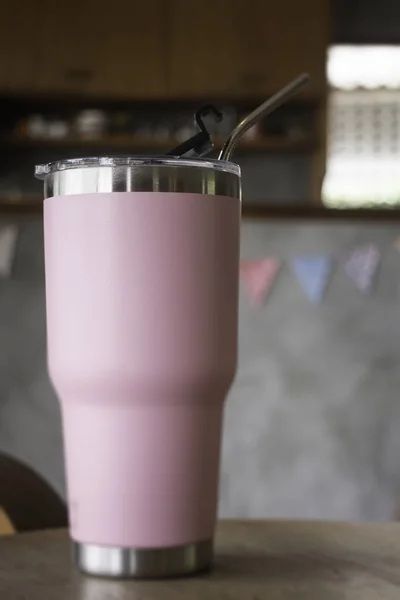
(1, 217), (400, 521)
(221, 219), (400, 521)
(0, 219), (64, 495)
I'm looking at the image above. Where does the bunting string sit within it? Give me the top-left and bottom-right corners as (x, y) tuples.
(240, 242), (387, 306)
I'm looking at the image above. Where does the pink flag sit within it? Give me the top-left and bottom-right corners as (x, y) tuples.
(240, 258), (281, 306)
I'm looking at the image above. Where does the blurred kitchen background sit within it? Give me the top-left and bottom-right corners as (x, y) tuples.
(2, 0), (400, 521)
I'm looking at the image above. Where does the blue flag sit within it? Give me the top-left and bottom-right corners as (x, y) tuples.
(291, 255), (332, 303)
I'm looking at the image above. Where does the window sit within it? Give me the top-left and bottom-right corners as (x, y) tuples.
(323, 46), (400, 208)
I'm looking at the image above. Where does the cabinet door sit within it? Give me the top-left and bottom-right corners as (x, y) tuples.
(231, 0), (329, 99)
(35, 0), (168, 98)
(168, 0), (237, 98)
(0, 0), (47, 93)
(33, 0), (100, 95)
(0, 0), (168, 98)
(87, 0), (169, 98)
(168, 0), (329, 100)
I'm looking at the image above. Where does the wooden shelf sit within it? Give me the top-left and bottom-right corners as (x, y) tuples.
(243, 204), (400, 220)
(0, 196), (42, 215)
(0, 134), (316, 153)
(1, 198), (400, 221)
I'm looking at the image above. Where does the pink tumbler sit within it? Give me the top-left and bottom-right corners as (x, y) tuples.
(35, 156), (241, 578)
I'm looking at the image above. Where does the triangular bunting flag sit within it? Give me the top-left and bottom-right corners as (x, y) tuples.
(240, 258), (281, 306)
(291, 255), (332, 303)
(0, 226), (18, 277)
(344, 244), (380, 294)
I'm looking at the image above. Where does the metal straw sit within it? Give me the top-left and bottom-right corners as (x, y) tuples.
(218, 73), (310, 161)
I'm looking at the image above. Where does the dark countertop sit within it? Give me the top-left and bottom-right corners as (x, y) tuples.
(1, 520), (400, 599)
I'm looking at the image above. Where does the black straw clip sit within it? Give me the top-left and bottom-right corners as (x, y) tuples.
(166, 105), (223, 158)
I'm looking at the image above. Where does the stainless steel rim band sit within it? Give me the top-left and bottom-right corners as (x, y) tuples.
(73, 539), (213, 579)
(43, 165), (241, 199)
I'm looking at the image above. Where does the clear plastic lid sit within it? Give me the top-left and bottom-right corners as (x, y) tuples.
(35, 156), (241, 179)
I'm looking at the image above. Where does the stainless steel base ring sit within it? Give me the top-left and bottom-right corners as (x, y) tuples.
(73, 539), (213, 579)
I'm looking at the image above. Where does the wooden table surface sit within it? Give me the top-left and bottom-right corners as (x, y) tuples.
(1, 520), (400, 599)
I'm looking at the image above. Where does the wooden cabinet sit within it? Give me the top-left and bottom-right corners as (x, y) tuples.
(168, 0), (329, 99)
(230, 0), (329, 99)
(0, 0), (328, 100)
(33, 0), (103, 96)
(78, 0), (169, 98)
(0, 0), (46, 93)
(0, 0), (168, 98)
(167, 1), (238, 98)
